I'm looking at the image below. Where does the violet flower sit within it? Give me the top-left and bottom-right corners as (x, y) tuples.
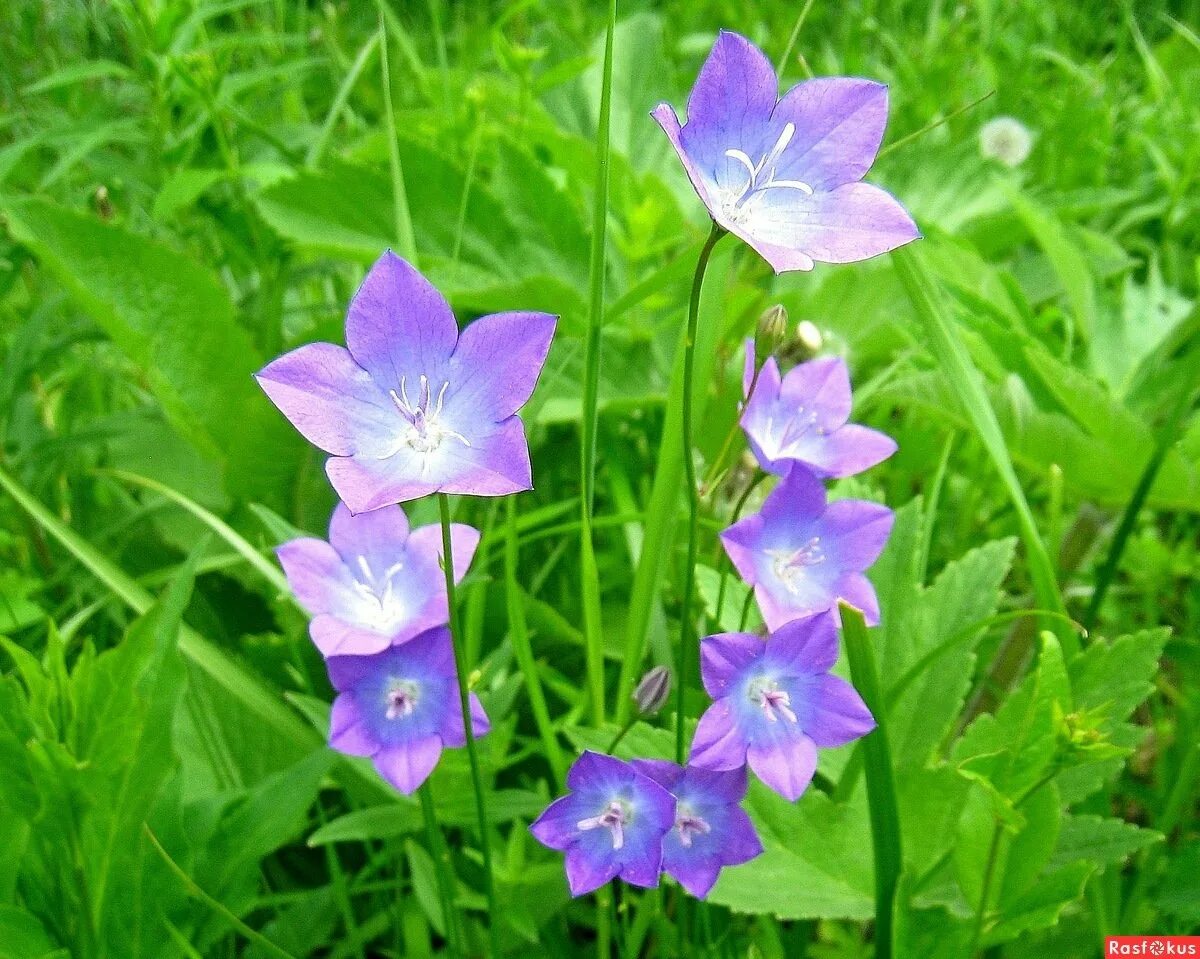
(277, 502), (479, 656)
(722, 466), (892, 630)
(256, 251), (556, 512)
(742, 342), (896, 478)
(690, 613), (875, 801)
(629, 760), (763, 898)
(530, 751), (676, 896)
(652, 31), (918, 273)
(326, 625), (489, 794)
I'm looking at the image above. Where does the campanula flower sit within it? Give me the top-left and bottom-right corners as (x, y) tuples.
(652, 31), (919, 272)
(629, 760), (763, 898)
(326, 626), (489, 794)
(721, 466), (892, 629)
(742, 342), (896, 478)
(530, 751), (676, 896)
(277, 502), (479, 656)
(690, 613), (875, 800)
(256, 251), (556, 511)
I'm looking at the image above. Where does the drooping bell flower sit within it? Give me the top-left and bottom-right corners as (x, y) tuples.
(741, 342), (896, 478)
(326, 626), (489, 794)
(629, 760), (763, 898)
(721, 465), (892, 629)
(276, 502), (479, 656)
(256, 251), (556, 512)
(652, 31), (919, 273)
(530, 751), (676, 896)
(690, 613), (875, 800)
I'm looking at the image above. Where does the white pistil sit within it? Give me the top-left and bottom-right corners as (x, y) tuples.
(352, 555), (407, 630)
(384, 679), (419, 720)
(766, 537), (826, 596)
(721, 122), (814, 224)
(749, 678), (799, 724)
(577, 800), (629, 851)
(675, 807), (712, 849)
(388, 374), (471, 469)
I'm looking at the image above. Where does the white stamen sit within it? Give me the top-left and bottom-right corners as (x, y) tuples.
(767, 538), (825, 595)
(720, 121), (813, 223)
(675, 807), (712, 849)
(577, 800), (628, 851)
(749, 678), (799, 724)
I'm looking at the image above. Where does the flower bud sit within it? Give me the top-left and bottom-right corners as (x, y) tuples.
(633, 666), (671, 715)
(795, 320), (823, 357)
(755, 304), (788, 367)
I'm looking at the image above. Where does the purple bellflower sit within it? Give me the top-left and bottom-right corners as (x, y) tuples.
(652, 31), (919, 273)
(629, 760), (763, 898)
(690, 613), (875, 801)
(742, 342), (897, 478)
(276, 502), (479, 657)
(326, 625), (489, 794)
(530, 751), (676, 897)
(256, 251), (556, 512)
(721, 466), (893, 630)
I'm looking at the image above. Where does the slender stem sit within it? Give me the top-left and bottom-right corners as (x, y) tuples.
(967, 824), (1003, 956)
(840, 603), (902, 959)
(437, 493), (498, 958)
(579, 0), (619, 729)
(377, 14), (418, 265)
(676, 220), (720, 768)
(606, 715), (638, 754)
(714, 471), (767, 628)
(418, 783), (462, 957)
(674, 221), (726, 765)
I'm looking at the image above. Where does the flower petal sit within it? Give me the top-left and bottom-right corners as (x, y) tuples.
(699, 632), (765, 698)
(310, 615), (392, 656)
(530, 794), (587, 851)
(434, 416), (533, 497)
(566, 750), (633, 792)
(778, 357), (852, 429)
(329, 694), (377, 757)
(255, 343), (397, 457)
(822, 500), (895, 569)
(373, 735), (443, 794)
(441, 692), (491, 747)
(328, 501), (410, 566)
(564, 844), (621, 897)
(689, 700), (747, 771)
(406, 523), (481, 587)
(747, 734), (817, 801)
(769, 78), (889, 191)
(345, 251), (458, 390)
(275, 537), (354, 617)
(325, 450), (442, 512)
(807, 674), (876, 747)
(835, 572), (882, 626)
(445, 311), (557, 422)
(801, 424), (898, 478)
(763, 611), (840, 675)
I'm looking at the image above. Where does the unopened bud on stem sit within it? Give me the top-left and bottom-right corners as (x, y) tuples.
(755, 304), (789, 367)
(633, 665), (671, 716)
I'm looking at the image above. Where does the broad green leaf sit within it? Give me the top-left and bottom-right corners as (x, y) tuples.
(1048, 815), (1162, 871)
(0, 906), (62, 959)
(983, 862), (1091, 945)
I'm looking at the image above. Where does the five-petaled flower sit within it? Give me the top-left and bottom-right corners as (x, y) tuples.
(742, 342), (896, 478)
(256, 251), (557, 512)
(530, 751), (676, 896)
(721, 466), (893, 630)
(629, 760), (763, 898)
(689, 613), (875, 800)
(325, 626), (489, 794)
(277, 502), (479, 656)
(653, 30), (919, 273)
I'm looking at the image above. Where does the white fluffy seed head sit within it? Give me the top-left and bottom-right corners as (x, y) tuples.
(979, 116), (1034, 168)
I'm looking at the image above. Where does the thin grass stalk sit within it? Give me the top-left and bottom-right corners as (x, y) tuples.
(674, 223), (726, 765)
(377, 15), (418, 265)
(418, 783), (462, 957)
(840, 602), (902, 959)
(437, 493), (498, 957)
(579, 0), (618, 728)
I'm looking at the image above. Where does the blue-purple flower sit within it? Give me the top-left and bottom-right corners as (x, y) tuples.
(530, 751), (676, 896)
(629, 760), (763, 898)
(721, 466), (893, 629)
(742, 343), (896, 478)
(690, 613), (875, 800)
(326, 626), (489, 794)
(277, 503), (479, 656)
(652, 31), (918, 273)
(256, 251), (556, 511)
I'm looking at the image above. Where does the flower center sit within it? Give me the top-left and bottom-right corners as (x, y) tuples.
(762, 406), (824, 456)
(675, 804), (711, 849)
(720, 122), (814, 224)
(352, 555), (406, 630)
(748, 677), (798, 724)
(384, 679), (420, 720)
(577, 799), (631, 851)
(389, 374), (471, 466)
(766, 537), (825, 595)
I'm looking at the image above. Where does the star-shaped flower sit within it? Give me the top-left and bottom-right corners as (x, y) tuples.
(530, 752), (676, 897)
(690, 613), (875, 800)
(629, 760), (763, 898)
(256, 251), (556, 511)
(276, 502), (478, 656)
(653, 31), (919, 273)
(326, 626), (489, 794)
(742, 343), (896, 478)
(721, 466), (893, 629)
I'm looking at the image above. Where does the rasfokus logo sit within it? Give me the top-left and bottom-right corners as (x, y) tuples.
(1107, 938), (1200, 956)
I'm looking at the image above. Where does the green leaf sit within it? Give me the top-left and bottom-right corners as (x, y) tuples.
(0, 198), (300, 506)
(309, 790), (547, 845)
(1069, 629), (1167, 728)
(1048, 815), (1162, 872)
(984, 862), (1092, 945)
(0, 905), (62, 959)
(565, 721), (674, 761)
(405, 839), (446, 937)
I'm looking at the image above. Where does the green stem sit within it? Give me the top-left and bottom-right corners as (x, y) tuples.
(674, 223), (726, 765)
(840, 603), (902, 959)
(377, 14), (418, 265)
(579, 0), (618, 728)
(418, 783), (462, 957)
(437, 494), (498, 958)
(714, 471), (767, 629)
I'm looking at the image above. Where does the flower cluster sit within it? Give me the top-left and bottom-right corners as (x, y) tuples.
(258, 251), (555, 793)
(532, 31), (906, 902)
